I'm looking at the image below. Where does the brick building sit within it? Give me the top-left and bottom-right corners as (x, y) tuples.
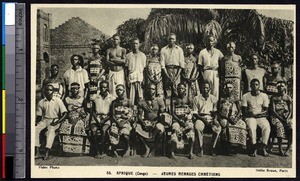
(36, 10), (107, 87)
(36, 9), (52, 85)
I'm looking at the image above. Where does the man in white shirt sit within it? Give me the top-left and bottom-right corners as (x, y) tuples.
(64, 54), (90, 98)
(160, 33), (185, 98)
(90, 80), (115, 158)
(35, 84), (68, 160)
(194, 81), (221, 156)
(198, 35), (224, 98)
(125, 38), (147, 105)
(242, 78), (270, 157)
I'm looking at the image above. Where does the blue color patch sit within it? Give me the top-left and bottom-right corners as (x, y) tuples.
(2, 3), (5, 45)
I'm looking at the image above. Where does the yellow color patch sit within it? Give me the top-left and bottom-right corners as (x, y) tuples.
(2, 90), (6, 134)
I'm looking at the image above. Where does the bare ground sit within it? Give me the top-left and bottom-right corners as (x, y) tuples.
(35, 134), (292, 168)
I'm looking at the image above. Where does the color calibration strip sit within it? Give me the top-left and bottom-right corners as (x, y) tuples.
(15, 3), (26, 178)
(2, 3), (18, 179)
(2, 3), (7, 178)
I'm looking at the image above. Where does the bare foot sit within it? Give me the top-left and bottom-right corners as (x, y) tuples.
(284, 149), (291, 157)
(169, 152), (176, 159)
(123, 149), (130, 158)
(95, 154), (103, 159)
(130, 148), (136, 156)
(35, 152), (42, 159)
(250, 150), (257, 157)
(262, 148), (269, 157)
(43, 149), (50, 160)
(142, 147), (150, 158)
(147, 152), (153, 158)
(196, 149), (203, 157)
(211, 148), (217, 156)
(279, 149), (285, 156)
(112, 151), (119, 158)
(43, 155), (51, 160)
(188, 153), (195, 159)
(35, 147), (42, 159)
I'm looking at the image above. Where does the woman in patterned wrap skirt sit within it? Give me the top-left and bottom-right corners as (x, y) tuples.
(59, 82), (90, 155)
(217, 83), (247, 155)
(220, 41), (242, 100)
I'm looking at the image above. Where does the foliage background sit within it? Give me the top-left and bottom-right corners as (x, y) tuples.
(94, 9), (294, 96)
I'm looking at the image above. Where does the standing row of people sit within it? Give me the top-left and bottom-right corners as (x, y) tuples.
(35, 33), (292, 160)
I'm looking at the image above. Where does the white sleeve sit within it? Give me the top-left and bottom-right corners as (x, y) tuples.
(160, 48), (166, 69)
(63, 71), (69, 85)
(179, 48), (185, 68)
(198, 50), (203, 65)
(36, 101), (43, 116)
(83, 70), (90, 84)
(58, 99), (67, 114)
(241, 94), (248, 107)
(262, 93), (270, 108)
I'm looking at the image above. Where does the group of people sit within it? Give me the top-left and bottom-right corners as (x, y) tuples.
(35, 33), (293, 160)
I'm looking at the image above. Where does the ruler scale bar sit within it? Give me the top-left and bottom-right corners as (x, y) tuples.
(15, 3), (26, 179)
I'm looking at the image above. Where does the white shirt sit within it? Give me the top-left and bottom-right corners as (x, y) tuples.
(242, 92), (269, 115)
(160, 45), (185, 69)
(125, 51), (147, 83)
(198, 48), (224, 70)
(92, 93), (115, 114)
(64, 66), (89, 94)
(194, 94), (218, 114)
(36, 97), (67, 119)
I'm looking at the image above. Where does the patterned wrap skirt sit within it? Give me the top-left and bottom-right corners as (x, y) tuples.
(219, 118), (247, 148)
(271, 118), (292, 139)
(59, 110), (90, 155)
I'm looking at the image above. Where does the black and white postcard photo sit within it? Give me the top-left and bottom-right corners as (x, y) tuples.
(30, 4), (296, 178)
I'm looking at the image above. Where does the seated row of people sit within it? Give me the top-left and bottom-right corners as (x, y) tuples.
(35, 77), (292, 160)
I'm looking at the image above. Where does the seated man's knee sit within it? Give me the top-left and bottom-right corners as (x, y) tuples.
(156, 123), (165, 133)
(120, 123), (132, 136)
(194, 120), (205, 132)
(35, 126), (43, 134)
(212, 124), (222, 135)
(186, 121), (194, 130)
(172, 122), (180, 131)
(47, 125), (58, 133)
(262, 123), (271, 135)
(187, 131), (195, 142)
(120, 128), (131, 136)
(246, 118), (257, 129)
